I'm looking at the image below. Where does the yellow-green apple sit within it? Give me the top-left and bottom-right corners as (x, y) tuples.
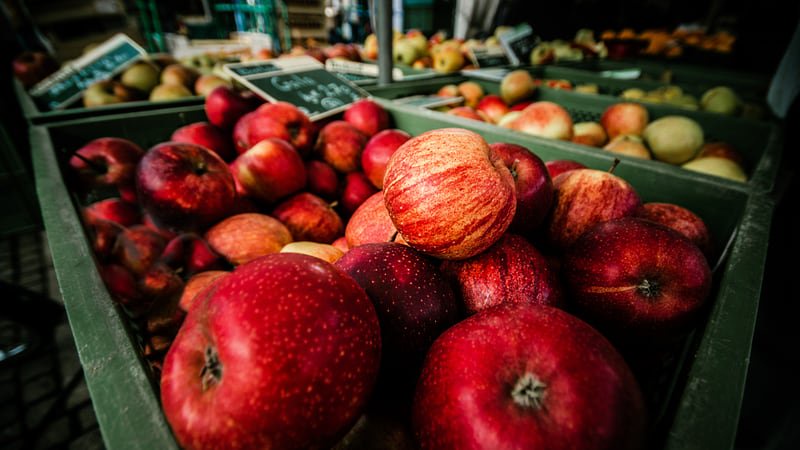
(436, 84), (459, 97)
(171, 122), (235, 161)
(113, 224), (166, 276)
(603, 134), (652, 159)
(315, 121), (369, 173)
(340, 172), (378, 217)
(205, 86), (259, 130)
(159, 233), (225, 276)
(476, 95), (510, 124)
(432, 47), (464, 73)
(83, 80), (129, 106)
(363, 34), (379, 59)
(204, 213), (292, 265)
(701, 86), (741, 115)
(457, 81), (484, 108)
(544, 159), (586, 179)
(635, 202), (712, 257)
(500, 70), (535, 105)
(393, 39), (419, 66)
(547, 168), (641, 251)
(412, 303), (646, 450)
(681, 156), (747, 182)
(696, 141), (746, 168)
(69, 137), (145, 189)
(345, 191), (398, 248)
(447, 106), (485, 121)
(120, 61), (160, 94)
(599, 102), (649, 139)
(194, 74), (231, 97)
(335, 242), (458, 381)
(149, 83), (193, 101)
(232, 138), (307, 204)
(574, 83), (599, 94)
(383, 128), (516, 260)
(643, 116), (704, 164)
(83, 197), (141, 227)
(571, 121), (608, 147)
(529, 43), (556, 64)
(273, 192), (343, 243)
(510, 101), (574, 140)
(361, 129), (411, 189)
(136, 143), (236, 231)
(489, 142), (553, 233)
(280, 241), (344, 263)
(440, 234), (562, 315)
(160, 63), (199, 88)
(160, 253), (381, 450)
(344, 99), (390, 137)
(179, 271), (228, 312)
(564, 217), (712, 343)
(12, 50), (58, 88)
(305, 160), (339, 200)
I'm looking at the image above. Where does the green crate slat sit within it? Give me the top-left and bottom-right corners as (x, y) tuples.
(31, 103), (771, 449)
(365, 75), (783, 194)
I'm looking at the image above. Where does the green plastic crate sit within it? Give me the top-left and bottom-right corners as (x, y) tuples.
(31, 104), (772, 449)
(365, 76), (784, 194)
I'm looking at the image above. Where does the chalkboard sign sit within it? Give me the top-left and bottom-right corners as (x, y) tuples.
(500, 24), (540, 66)
(228, 65), (368, 120)
(224, 61), (281, 77)
(28, 34), (146, 111)
(468, 47), (510, 68)
(325, 59), (436, 83)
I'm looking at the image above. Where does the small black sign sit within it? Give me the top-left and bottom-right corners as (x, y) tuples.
(226, 62), (281, 77)
(500, 24), (540, 66)
(469, 47), (510, 68)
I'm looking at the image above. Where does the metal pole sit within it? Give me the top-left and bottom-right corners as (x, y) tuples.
(377, 0), (393, 86)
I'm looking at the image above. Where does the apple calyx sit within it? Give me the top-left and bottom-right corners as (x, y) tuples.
(637, 278), (661, 299)
(511, 372), (547, 409)
(509, 159), (520, 180)
(608, 158), (621, 174)
(200, 346), (222, 391)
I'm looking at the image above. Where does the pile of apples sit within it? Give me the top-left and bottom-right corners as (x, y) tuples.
(431, 70), (748, 182)
(69, 89), (719, 449)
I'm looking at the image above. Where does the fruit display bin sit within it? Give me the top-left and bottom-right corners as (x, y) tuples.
(365, 75), (784, 194)
(13, 78), (205, 126)
(31, 103), (773, 449)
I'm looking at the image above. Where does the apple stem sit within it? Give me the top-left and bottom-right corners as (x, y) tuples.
(68, 150), (107, 174)
(511, 372), (547, 409)
(200, 346), (222, 391)
(389, 231), (398, 243)
(607, 158), (621, 174)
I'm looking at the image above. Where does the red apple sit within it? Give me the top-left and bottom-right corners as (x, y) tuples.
(413, 303), (646, 450)
(273, 193), (343, 244)
(383, 128), (516, 260)
(489, 143), (553, 233)
(138, 262), (185, 310)
(446, 106), (485, 121)
(87, 218), (124, 260)
(476, 94), (510, 124)
(440, 234), (562, 314)
(232, 110), (283, 154)
(143, 212), (178, 242)
(564, 217), (712, 343)
(204, 213), (292, 266)
(160, 233), (225, 276)
(340, 172), (379, 217)
(232, 138), (307, 204)
(69, 137), (145, 188)
(255, 102), (316, 155)
(100, 263), (142, 307)
(136, 143), (236, 231)
(179, 270), (229, 312)
(161, 253), (381, 449)
(83, 197), (141, 227)
(544, 159), (586, 179)
(510, 101), (574, 140)
(315, 121), (369, 174)
(345, 191), (399, 248)
(171, 122), (235, 161)
(547, 168), (641, 251)
(113, 225), (166, 276)
(600, 102), (650, 139)
(344, 99), (390, 137)
(509, 100), (534, 111)
(635, 202), (712, 257)
(204, 86), (259, 130)
(360, 129), (411, 189)
(305, 160), (339, 200)
(12, 50), (59, 88)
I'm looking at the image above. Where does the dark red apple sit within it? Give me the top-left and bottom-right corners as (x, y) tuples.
(204, 86), (258, 130)
(360, 129), (411, 189)
(69, 137), (145, 188)
(83, 197), (141, 227)
(232, 138), (307, 204)
(160, 253), (381, 449)
(255, 102), (316, 155)
(272, 193), (343, 244)
(344, 99), (390, 137)
(412, 303), (646, 450)
(510, 100), (534, 111)
(440, 234), (562, 315)
(383, 128), (516, 260)
(564, 217), (712, 343)
(305, 160), (339, 200)
(12, 50), (59, 88)
(232, 110), (283, 154)
(204, 213), (292, 266)
(489, 142), (553, 233)
(345, 191), (398, 248)
(87, 218), (124, 260)
(135, 143), (236, 231)
(547, 168), (641, 251)
(100, 263), (142, 307)
(160, 233), (225, 276)
(340, 172), (378, 217)
(171, 122), (235, 161)
(544, 159), (586, 179)
(635, 202), (713, 258)
(315, 121), (369, 174)
(113, 225), (166, 276)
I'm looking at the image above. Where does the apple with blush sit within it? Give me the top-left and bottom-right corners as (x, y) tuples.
(100, 263), (142, 308)
(571, 122), (608, 147)
(696, 141), (746, 168)
(255, 102), (316, 155)
(489, 142), (553, 233)
(69, 137), (145, 189)
(205, 86), (259, 130)
(344, 99), (390, 137)
(361, 129), (411, 189)
(232, 138), (307, 204)
(476, 95), (510, 124)
(273, 193), (343, 244)
(332, 236), (350, 253)
(446, 106), (485, 121)
(179, 270), (228, 312)
(171, 122), (235, 161)
(280, 241), (344, 263)
(194, 74), (231, 97)
(635, 202), (712, 257)
(510, 100), (534, 112)
(315, 121), (369, 174)
(305, 160), (339, 200)
(500, 69), (535, 105)
(496, 111), (521, 128)
(345, 191), (398, 248)
(544, 159), (586, 179)
(603, 135), (652, 160)
(113, 225), (166, 276)
(204, 213), (292, 266)
(340, 172), (379, 217)
(457, 81), (484, 108)
(160, 233), (226, 276)
(436, 84), (459, 98)
(83, 197), (141, 227)
(600, 102), (650, 140)
(510, 101), (574, 140)
(87, 218), (124, 260)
